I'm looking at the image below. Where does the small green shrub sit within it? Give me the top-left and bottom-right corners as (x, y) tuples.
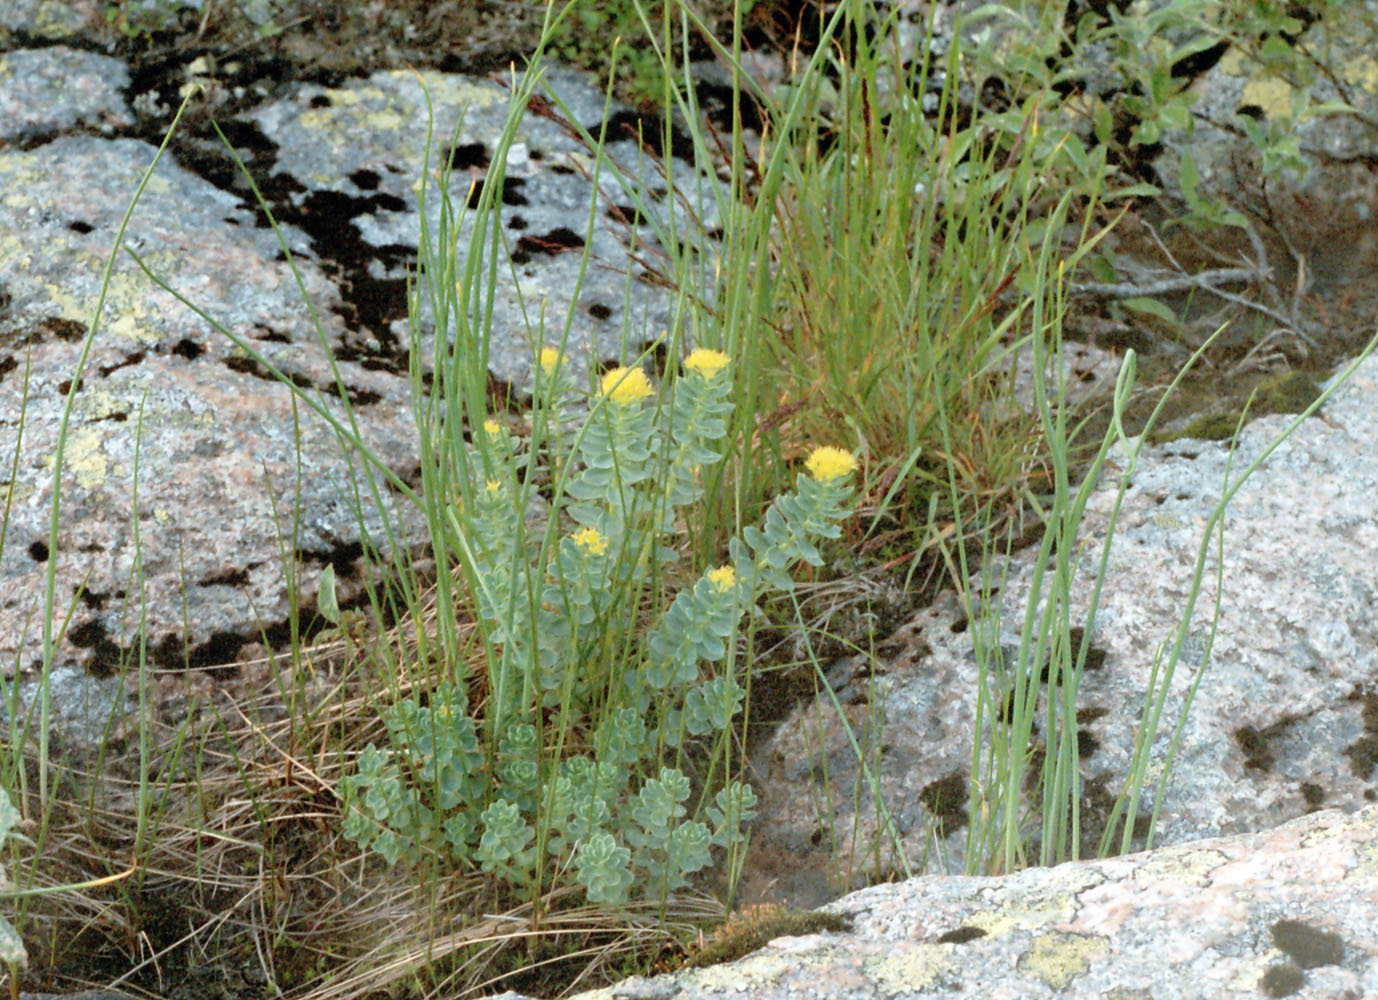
(340, 347), (859, 906)
(547, 0), (666, 105)
(966, 0), (1364, 212)
(103, 0), (284, 39)
(548, 0), (760, 106)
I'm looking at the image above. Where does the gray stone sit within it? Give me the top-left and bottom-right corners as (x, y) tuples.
(750, 345), (1378, 891)
(0, 46), (131, 141)
(0, 0), (97, 41)
(242, 63), (707, 391)
(531, 805), (1378, 1000)
(0, 132), (424, 689)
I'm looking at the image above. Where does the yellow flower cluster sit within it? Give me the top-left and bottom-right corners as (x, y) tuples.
(483, 418), (502, 436)
(571, 526), (607, 556)
(600, 366), (653, 405)
(684, 349), (730, 378)
(805, 446), (858, 483)
(539, 346), (563, 374)
(707, 565), (735, 591)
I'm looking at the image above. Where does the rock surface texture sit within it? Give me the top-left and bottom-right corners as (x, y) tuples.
(0, 12), (693, 741)
(748, 349), (1378, 903)
(520, 805), (1378, 1000)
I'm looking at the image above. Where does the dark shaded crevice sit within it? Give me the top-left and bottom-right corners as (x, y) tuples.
(97, 350), (146, 378)
(918, 769), (969, 833)
(199, 568), (251, 587)
(514, 226), (585, 257)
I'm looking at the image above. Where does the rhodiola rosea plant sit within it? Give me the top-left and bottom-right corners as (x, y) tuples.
(340, 346), (861, 906)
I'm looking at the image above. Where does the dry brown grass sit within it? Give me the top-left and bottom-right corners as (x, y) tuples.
(7, 576), (721, 998)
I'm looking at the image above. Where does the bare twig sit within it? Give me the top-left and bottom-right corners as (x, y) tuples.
(1066, 267), (1257, 300)
(1068, 213), (1322, 349)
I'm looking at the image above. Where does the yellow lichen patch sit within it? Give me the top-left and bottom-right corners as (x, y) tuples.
(1214, 48), (1293, 120)
(72, 386), (130, 423)
(0, 154), (53, 209)
(1347, 828), (1378, 879)
(968, 872), (1096, 935)
(1216, 48), (1247, 77)
(0, 231), (31, 271)
(33, 0), (87, 38)
(1343, 53), (1378, 95)
(1233, 957), (1275, 993)
(1136, 845), (1228, 886)
(46, 285), (92, 326)
(968, 909), (1022, 937)
(43, 246), (173, 347)
(52, 428), (110, 492)
(1240, 75), (1294, 119)
(382, 70), (507, 112)
(106, 312), (157, 345)
(690, 949), (800, 991)
(1148, 510), (1188, 532)
(1018, 932), (1109, 989)
(299, 86), (403, 134)
(1, 480), (35, 507)
(865, 944), (954, 994)
(142, 173), (172, 197)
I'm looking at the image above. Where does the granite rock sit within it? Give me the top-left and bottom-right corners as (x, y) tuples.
(749, 346), (1378, 900)
(523, 805), (1378, 1000)
(0, 35), (711, 741)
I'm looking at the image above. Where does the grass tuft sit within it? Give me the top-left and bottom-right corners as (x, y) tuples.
(5, 1), (1378, 997)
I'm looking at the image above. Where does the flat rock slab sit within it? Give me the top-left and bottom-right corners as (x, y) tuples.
(540, 805), (1378, 1000)
(0, 45), (131, 140)
(0, 41), (704, 740)
(241, 63), (701, 387)
(750, 347), (1378, 901)
(0, 0), (98, 41)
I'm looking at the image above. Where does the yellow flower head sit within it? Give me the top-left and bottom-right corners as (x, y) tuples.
(805, 446), (858, 483)
(571, 526), (607, 556)
(485, 479), (501, 495)
(600, 366), (653, 405)
(707, 565), (735, 591)
(483, 418), (502, 436)
(684, 349), (730, 378)
(539, 346), (563, 374)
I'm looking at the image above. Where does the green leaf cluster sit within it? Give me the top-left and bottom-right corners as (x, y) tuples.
(965, 0), (1364, 228)
(339, 349), (853, 907)
(103, 0), (284, 39)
